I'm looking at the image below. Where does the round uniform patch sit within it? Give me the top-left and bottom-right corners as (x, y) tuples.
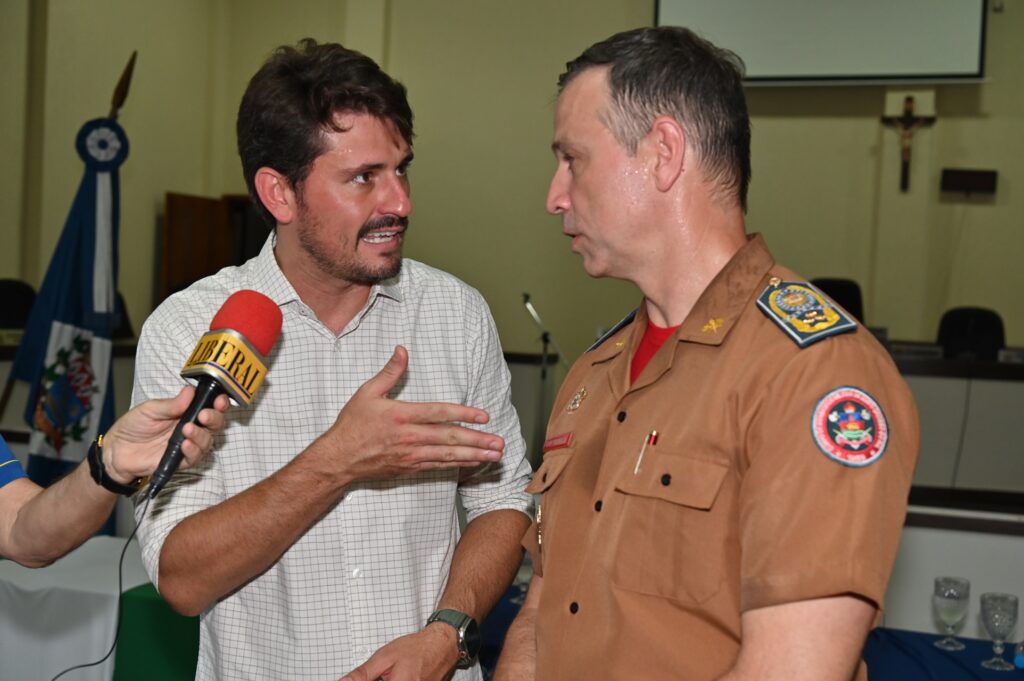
(811, 386), (888, 466)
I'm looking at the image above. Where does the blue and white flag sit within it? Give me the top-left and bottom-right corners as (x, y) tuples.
(8, 118), (128, 486)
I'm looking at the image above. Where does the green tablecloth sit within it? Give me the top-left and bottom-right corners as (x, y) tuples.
(114, 583), (199, 680)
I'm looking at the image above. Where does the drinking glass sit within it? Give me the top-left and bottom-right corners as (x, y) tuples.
(932, 576), (970, 651)
(980, 592), (1018, 671)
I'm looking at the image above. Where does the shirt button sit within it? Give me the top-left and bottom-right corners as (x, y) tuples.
(661, 474), (672, 486)
(569, 602), (579, 614)
(352, 567), (363, 578)
(617, 411), (627, 422)
(594, 500), (603, 512)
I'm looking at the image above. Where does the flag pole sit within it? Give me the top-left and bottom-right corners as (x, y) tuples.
(0, 51), (137, 423)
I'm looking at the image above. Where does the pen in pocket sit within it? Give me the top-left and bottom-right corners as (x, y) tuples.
(633, 430), (658, 474)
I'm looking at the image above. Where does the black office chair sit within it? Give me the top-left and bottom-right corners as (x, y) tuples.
(811, 278), (864, 323)
(0, 279), (37, 329)
(936, 307), (1004, 361)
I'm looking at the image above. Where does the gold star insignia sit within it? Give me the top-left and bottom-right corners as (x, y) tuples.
(702, 318), (725, 333)
(769, 276), (782, 287)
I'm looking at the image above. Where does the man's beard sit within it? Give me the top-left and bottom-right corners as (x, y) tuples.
(297, 214), (406, 285)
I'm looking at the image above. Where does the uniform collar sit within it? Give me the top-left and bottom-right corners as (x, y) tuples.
(587, 311), (639, 365)
(594, 233), (775, 398)
(675, 232), (775, 346)
(586, 234), (774, 357)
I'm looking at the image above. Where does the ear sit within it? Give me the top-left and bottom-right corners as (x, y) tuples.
(253, 167), (298, 225)
(646, 116), (686, 192)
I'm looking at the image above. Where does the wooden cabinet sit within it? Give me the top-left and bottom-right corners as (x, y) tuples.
(157, 193), (271, 304)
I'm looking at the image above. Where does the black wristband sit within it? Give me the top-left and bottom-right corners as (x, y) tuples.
(426, 609), (480, 669)
(87, 435), (143, 496)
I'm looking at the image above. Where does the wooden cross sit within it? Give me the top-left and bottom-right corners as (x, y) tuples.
(881, 96), (936, 192)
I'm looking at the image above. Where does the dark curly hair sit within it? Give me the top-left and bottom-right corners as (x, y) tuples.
(237, 38), (414, 225)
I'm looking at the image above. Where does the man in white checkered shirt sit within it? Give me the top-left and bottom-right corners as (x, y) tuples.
(133, 39), (532, 681)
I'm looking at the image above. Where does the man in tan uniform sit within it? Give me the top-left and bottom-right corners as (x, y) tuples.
(495, 27), (919, 681)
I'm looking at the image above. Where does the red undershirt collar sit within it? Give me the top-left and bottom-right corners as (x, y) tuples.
(630, 319), (680, 384)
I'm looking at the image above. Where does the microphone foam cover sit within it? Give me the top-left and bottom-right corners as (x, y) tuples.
(209, 290), (283, 356)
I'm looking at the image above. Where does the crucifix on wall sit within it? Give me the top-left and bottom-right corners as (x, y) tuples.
(881, 96), (936, 192)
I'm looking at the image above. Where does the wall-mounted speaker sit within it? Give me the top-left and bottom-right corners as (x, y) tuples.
(940, 168), (997, 195)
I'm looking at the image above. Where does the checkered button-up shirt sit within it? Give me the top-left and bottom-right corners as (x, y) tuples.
(133, 236), (532, 680)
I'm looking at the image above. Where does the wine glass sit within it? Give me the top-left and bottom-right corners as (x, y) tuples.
(980, 592), (1018, 671)
(932, 576), (970, 651)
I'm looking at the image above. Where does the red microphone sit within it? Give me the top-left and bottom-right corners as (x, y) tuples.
(148, 290), (283, 498)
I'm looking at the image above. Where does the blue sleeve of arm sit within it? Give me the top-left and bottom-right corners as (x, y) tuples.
(0, 437), (27, 488)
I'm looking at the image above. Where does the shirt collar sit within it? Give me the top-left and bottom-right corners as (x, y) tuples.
(249, 232), (405, 309)
(587, 307), (642, 365)
(588, 232), (775, 362)
(586, 234), (775, 398)
(249, 233), (299, 306)
(375, 272), (403, 303)
(675, 232), (775, 346)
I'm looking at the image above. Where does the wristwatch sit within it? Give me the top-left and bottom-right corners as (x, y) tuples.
(87, 435), (144, 496)
(427, 608), (481, 669)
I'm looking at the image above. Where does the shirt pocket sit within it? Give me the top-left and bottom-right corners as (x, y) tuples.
(524, 452), (574, 573)
(525, 450), (573, 495)
(609, 451), (730, 604)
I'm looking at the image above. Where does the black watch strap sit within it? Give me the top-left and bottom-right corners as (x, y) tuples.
(87, 435), (143, 496)
(427, 608), (481, 670)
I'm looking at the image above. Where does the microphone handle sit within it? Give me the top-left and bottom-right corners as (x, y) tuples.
(148, 378), (225, 498)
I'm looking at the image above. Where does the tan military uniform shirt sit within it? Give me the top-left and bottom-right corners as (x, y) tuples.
(526, 235), (919, 680)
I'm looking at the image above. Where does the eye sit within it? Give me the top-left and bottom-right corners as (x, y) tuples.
(396, 162), (410, 177)
(353, 172), (372, 185)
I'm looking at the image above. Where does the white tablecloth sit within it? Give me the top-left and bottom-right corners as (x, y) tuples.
(0, 536), (150, 681)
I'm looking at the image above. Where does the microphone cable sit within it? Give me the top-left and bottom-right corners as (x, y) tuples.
(49, 493), (152, 681)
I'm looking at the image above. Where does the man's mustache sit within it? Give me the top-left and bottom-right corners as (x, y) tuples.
(358, 216), (409, 239)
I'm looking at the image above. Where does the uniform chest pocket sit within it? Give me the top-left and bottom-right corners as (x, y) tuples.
(524, 452), (574, 570)
(609, 452), (731, 605)
(525, 451), (573, 495)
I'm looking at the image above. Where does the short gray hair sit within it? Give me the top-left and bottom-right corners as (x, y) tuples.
(559, 26), (751, 211)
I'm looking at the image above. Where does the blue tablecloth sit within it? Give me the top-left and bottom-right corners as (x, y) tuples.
(481, 587), (1023, 681)
(864, 627), (1021, 680)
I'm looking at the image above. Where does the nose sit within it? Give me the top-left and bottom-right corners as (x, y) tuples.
(383, 173), (412, 217)
(546, 166), (570, 215)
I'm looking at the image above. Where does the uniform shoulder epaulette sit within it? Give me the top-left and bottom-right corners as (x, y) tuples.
(756, 278), (856, 348)
(586, 309), (637, 352)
